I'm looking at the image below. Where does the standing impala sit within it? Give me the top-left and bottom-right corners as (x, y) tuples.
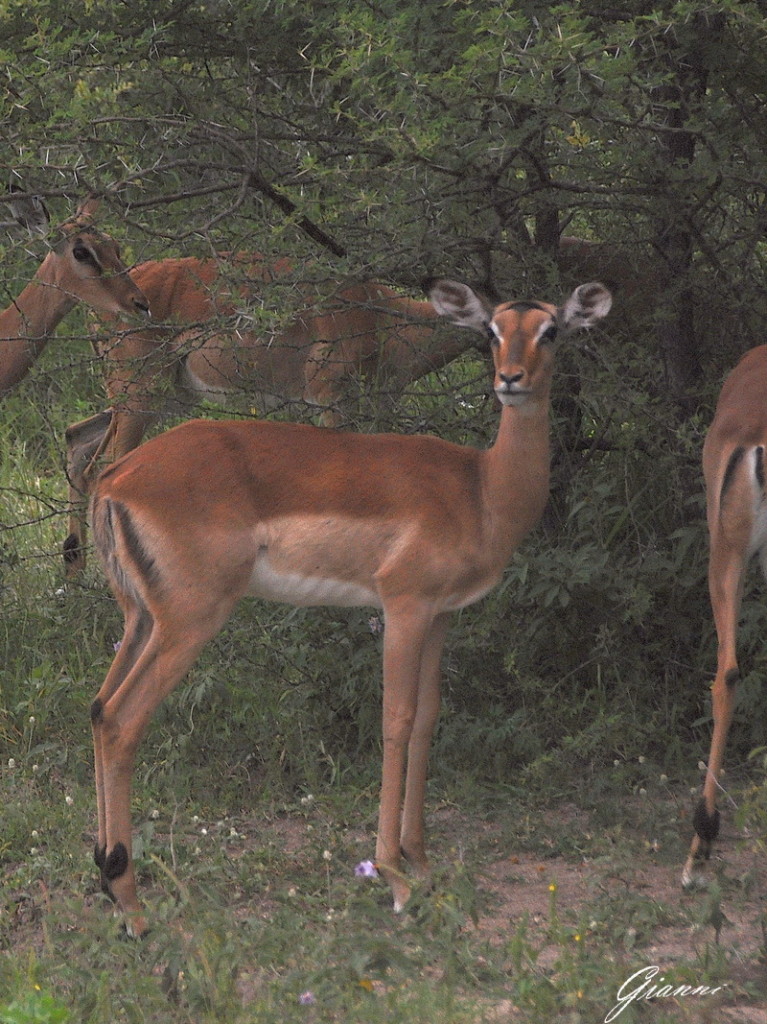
(88, 277), (611, 936)
(64, 256), (477, 575)
(0, 195), (149, 395)
(682, 344), (767, 888)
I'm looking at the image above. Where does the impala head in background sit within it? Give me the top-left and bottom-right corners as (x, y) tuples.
(0, 192), (149, 397)
(682, 343), (767, 890)
(87, 277), (610, 937)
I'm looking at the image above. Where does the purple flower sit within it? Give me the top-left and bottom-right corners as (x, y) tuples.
(113, 640), (122, 652)
(354, 859), (379, 878)
(298, 991), (316, 1005)
(368, 616), (383, 635)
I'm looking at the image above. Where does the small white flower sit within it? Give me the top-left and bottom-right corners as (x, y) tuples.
(32, 764), (39, 773)
(8, 758), (16, 769)
(192, 815), (200, 824)
(65, 795), (74, 806)
(659, 774), (668, 783)
(149, 809), (160, 820)
(28, 716), (35, 725)
(613, 759), (620, 767)
(322, 849), (332, 862)
(698, 760), (707, 772)
(31, 830), (39, 839)
(638, 756), (646, 764)
(354, 860), (379, 878)
(200, 827), (208, 836)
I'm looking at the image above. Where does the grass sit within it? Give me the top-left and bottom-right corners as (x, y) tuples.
(1, 330), (766, 1020)
(1, 753), (765, 1022)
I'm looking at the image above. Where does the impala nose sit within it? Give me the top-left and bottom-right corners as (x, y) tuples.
(499, 371), (524, 387)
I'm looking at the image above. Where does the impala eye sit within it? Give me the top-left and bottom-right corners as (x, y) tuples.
(73, 243), (95, 263)
(486, 323), (500, 346)
(540, 323), (558, 344)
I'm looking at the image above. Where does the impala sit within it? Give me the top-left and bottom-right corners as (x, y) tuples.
(682, 344), (767, 888)
(64, 257), (478, 575)
(87, 276), (611, 936)
(0, 195), (149, 395)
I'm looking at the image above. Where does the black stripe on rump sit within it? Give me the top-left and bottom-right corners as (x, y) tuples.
(720, 445), (745, 505)
(112, 500), (159, 589)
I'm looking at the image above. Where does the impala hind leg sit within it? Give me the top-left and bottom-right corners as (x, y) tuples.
(683, 545), (744, 888)
(375, 605), (447, 911)
(93, 612), (232, 937)
(92, 601), (152, 899)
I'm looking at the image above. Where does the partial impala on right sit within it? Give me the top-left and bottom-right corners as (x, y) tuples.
(683, 344), (767, 888)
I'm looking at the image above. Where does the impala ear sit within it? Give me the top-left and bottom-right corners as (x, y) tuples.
(53, 196), (104, 244)
(426, 278), (493, 333)
(70, 196), (102, 228)
(559, 281), (612, 331)
(7, 182), (50, 236)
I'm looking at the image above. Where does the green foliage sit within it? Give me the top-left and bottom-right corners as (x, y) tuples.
(0, 991), (70, 1024)
(1, 2), (767, 1018)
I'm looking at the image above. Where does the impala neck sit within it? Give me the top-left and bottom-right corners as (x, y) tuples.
(481, 391), (552, 558)
(0, 255), (77, 394)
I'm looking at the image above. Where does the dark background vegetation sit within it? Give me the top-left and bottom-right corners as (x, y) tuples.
(1, 0), (766, 841)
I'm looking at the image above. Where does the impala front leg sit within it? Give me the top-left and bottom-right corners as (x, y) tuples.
(400, 613), (450, 881)
(375, 603), (437, 911)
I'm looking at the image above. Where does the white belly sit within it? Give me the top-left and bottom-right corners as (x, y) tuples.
(180, 363), (232, 399)
(180, 363), (305, 416)
(247, 546), (380, 608)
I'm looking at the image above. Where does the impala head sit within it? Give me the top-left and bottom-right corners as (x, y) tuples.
(428, 279), (612, 407)
(49, 233), (150, 319)
(46, 196), (150, 318)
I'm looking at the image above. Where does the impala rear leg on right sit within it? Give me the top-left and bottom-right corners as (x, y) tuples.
(683, 443), (765, 887)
